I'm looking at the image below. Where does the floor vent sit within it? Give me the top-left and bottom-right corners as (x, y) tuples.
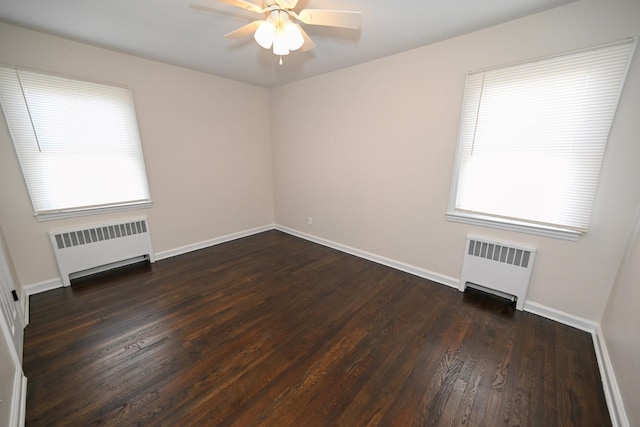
(459, 235), (536, 310)
(49, 218), (155, 286)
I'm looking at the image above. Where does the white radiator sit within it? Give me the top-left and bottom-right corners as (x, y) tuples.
(459, 235), (536, 310)
(49, 218), (155, 286)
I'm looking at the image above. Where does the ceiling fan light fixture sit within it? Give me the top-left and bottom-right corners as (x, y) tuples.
(254, 20), (275, 49)
(207, 0), (363, 59)
(272, 34), (290, 55)
(284, 22), (304, 51)
(254, 9), (302, 56)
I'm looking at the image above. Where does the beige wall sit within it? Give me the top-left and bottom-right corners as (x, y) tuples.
(0, 23), (275, 288)
(601, 205), (640, 427)
(271, 0), (640, 321)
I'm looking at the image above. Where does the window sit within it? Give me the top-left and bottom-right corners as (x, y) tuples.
(447, 39), (636, 240)
(0, 66), (151, 221)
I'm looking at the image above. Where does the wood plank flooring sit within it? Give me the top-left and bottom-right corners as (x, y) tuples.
(23, 230), (611, 426)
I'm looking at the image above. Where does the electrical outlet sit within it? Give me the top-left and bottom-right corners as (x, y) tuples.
(308, 217), (313, 226)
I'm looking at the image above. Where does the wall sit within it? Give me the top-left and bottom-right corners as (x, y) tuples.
(271, 0), (640, 321)
(0, 23), (274, 289)
(601, 204), (640, 427)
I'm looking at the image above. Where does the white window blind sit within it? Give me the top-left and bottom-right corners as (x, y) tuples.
(450, 39), (635, 234)
(0, 66), (151, 219)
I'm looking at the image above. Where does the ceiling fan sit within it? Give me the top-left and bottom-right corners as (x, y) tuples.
(191, 0), (362, 62)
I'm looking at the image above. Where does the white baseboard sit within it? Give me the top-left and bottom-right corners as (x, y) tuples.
(523, 300), (598, 333)
(154, 224), (275, 261)
(8, 370), (27, 427)
(16, 374), (27, 427)
(22, 277), (64, 297)
(275, 225), (460, 289)
(592, 325), (629, 427)
(21, 277), (64, 323)
(20, 288), (29, 326)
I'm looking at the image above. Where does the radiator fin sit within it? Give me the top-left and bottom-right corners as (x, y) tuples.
(468, 239), (531, 268)
(53, 220), (148, 250)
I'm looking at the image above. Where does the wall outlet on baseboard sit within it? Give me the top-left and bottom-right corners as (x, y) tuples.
(308, 217), (313, 226)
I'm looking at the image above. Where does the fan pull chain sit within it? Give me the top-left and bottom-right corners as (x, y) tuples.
(279, 56), (283, 65)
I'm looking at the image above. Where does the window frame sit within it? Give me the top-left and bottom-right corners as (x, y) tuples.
(0, 65), (153, 221)
(446, 39), (637, 241)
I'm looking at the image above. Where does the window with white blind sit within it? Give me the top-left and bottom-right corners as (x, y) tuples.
(0, 66), (152, 220)
(447, 39), (636, 240)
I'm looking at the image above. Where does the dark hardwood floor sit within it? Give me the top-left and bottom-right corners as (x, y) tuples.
(23, 230), (610, 426)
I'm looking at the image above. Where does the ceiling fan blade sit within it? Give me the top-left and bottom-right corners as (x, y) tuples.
(214, 0), (264, 14)
(295, 9), (362, 29)
(224, 20), (263, 38)
(273, 0), (299, 9)
(295, 24), (316, 52)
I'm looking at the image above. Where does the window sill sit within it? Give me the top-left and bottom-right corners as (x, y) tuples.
(445, 211), (582, 241)
(35, 201), (153, 222)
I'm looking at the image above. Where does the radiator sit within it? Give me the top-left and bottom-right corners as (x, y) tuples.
(459, 235), (536, 310)
(49, 218), (155, 286)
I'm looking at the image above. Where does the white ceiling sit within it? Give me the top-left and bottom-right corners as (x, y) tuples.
(0, 0), (577, 87)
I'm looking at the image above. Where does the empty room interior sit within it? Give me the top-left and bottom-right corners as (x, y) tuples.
(0, 0), (639, 425)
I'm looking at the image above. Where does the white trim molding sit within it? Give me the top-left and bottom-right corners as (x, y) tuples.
(523, 300), (598, 333)
(21, 277), (64, 323)
(36, 201), (153, 222)
(446, 212), (581, 241)
(154, 224), (275, 261)
(275, 225), (459, 289)
(20, 288), (29, 326)
(22, 278), (64, 297)
(11, 372), (27, 427)
(593, 325), (629, 427)
(19, 375), (27, 427)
